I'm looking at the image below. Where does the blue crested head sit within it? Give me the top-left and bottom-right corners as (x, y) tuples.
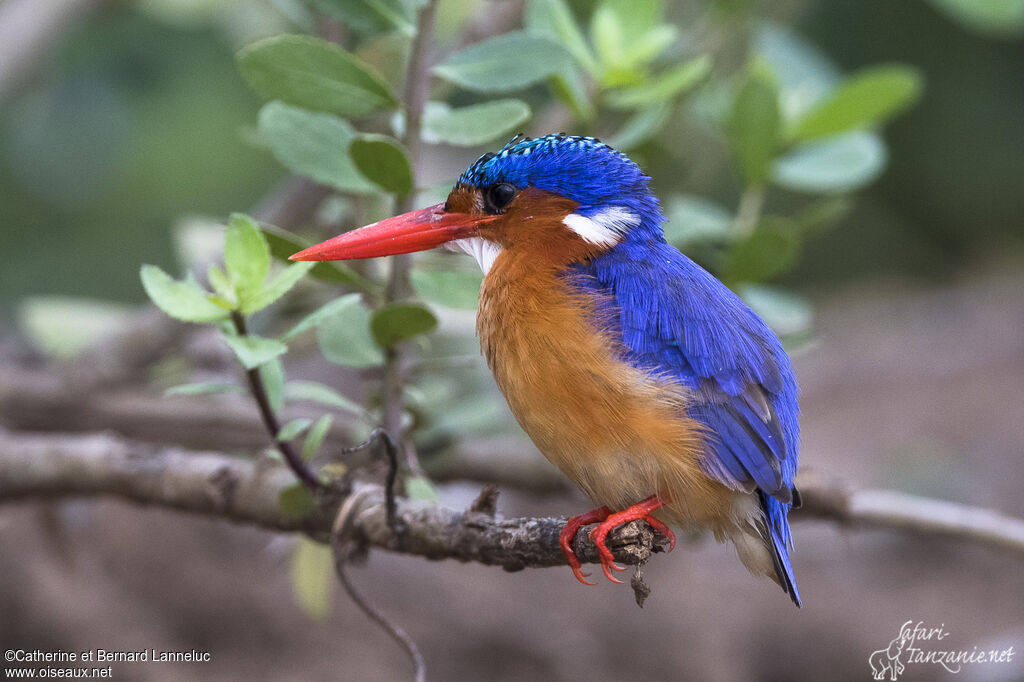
(457, 134), (665, 243)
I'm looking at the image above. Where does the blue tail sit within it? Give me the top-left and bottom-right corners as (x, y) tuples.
(758, 490), (801, 607)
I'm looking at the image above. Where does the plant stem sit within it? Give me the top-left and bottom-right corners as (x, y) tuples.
(332, 541), (425, 682)
(733, 184), (765, 238)
(381, 0), (440, 478)
(230, 311), (322, 491)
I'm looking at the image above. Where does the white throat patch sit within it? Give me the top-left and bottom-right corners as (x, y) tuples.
(446, 237), (503, 274)
(562, 206), (641, 246)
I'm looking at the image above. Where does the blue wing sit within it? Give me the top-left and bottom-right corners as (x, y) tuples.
(571, 238), (801, 604)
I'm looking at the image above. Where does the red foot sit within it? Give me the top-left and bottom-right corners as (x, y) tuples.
(559, 506), (612, 585)
(559, 496), (674, 585)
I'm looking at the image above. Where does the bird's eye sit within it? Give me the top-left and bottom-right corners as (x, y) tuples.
(484, 183), (517, 213)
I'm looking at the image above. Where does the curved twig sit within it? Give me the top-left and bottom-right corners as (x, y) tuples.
(331, 487), (425, 682)
(229, 311), (322, 491)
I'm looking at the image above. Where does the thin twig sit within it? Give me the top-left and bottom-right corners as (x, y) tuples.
(334, 6), (440, 672)
(331, 489), (425, 682)
(341, 428), (402, 533)
(381, 0), (441, 479)
(230, 312), (322, 491)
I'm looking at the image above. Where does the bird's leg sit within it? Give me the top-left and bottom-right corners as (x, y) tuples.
(588, 495), (674, 584)
(559, 506), (613, 585)
(642, 515), (677, 552)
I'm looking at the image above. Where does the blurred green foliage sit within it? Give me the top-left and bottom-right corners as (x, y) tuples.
(5, 0), (1024, 617)
(795, 0), (1024, 281)
(134, 0), (938, 498)
(3, 0), (1023, 315)
(0, 9), (283, 308)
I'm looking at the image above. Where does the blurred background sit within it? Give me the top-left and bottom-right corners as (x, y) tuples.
(1, 0), (1022, 680)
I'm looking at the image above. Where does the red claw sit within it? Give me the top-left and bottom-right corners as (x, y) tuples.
(559, 506), (612, 585)
(559, 496), (672, 585)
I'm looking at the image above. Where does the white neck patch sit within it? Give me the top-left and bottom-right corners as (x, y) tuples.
(562, 206), (641, 246)
(446, 237), (503, 274)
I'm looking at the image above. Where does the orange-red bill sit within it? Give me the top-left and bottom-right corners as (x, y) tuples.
(289, 202), (499, 261)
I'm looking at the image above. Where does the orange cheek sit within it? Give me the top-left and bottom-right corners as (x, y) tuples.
(475, 188), (605, 264)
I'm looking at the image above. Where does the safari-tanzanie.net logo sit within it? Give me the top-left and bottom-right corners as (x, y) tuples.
(868, 620), (1016, 680)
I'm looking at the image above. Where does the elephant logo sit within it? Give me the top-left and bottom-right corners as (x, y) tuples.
(868, 635), (907, 680)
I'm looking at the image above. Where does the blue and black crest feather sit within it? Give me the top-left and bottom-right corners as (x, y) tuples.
(457, 134), (663, 232)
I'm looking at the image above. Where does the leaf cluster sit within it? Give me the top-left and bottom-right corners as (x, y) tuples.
(137, 0), (927, 615)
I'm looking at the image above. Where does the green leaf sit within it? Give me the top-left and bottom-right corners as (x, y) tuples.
(280, 483), (317, 519)
(260, 357), (286, 413)
(795, 196), (852, 235)
(589, 0), (676, 85)
(723, 219), (799, 283)
(791, 65), (924, 141)
(606, 101), (671, 151)
(141, 265), (230, 323)
(422, 100), (531, 147)
(755, 23), (839, 122)
(285, 294), (360, 341)
(286, 380), (365, 416)
(409, 269), (482, 309)
(258, 102), (378, 194)
(548, 63), (596, 122)
(242, 261), (314, 314)
(621, 25), (678, 71)
(224, 213), (271, 304)
(590, 4), (626, 76)
(301, 414), (334, 461)
(427, 392), (509, 436)
(924, 0), (1024, 38)
(349, 134), (412, 195)
(600, 0), (662, 45)
(663, 195), (733, 247)
(221, 333), (288, 370)
(290, 537), (334, 620)
(261, 224), (380, 293)
(370, 303), (438, 348)
(738, 285), (813, 339)
(278, 417), (313, 441)
(605, 55), (711, 109)
(307, 0), (414, 35)
(207, 264), (235, 306)
(164, 382), (242, 397)
(316, 295), (384, 367)
(236, 34), (396, 117)
(433, 31), (573, 92)
(405, 475), (438, 502)
(17, 296), (130, 360)
(525, 0), (598, 74)
(772, 131), (887, 194)
(727, 68), (781, 186)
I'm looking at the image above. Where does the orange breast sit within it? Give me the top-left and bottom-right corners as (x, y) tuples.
(477, 247), (738, 529)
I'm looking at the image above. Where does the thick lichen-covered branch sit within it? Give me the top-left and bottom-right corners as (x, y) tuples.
(2, 430), (1023, 566)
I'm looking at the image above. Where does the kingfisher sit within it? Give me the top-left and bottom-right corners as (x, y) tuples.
(292, 134), (802, 606)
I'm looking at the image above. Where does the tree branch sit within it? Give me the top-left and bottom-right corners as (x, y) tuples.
(796, 472), (1024, 553)
(0, 364), (353, 453)
(381, 0), (441, 479)
(2, 430), (1023, 569)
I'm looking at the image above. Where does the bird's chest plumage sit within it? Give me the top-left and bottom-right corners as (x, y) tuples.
(477, 251), (730, 521)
